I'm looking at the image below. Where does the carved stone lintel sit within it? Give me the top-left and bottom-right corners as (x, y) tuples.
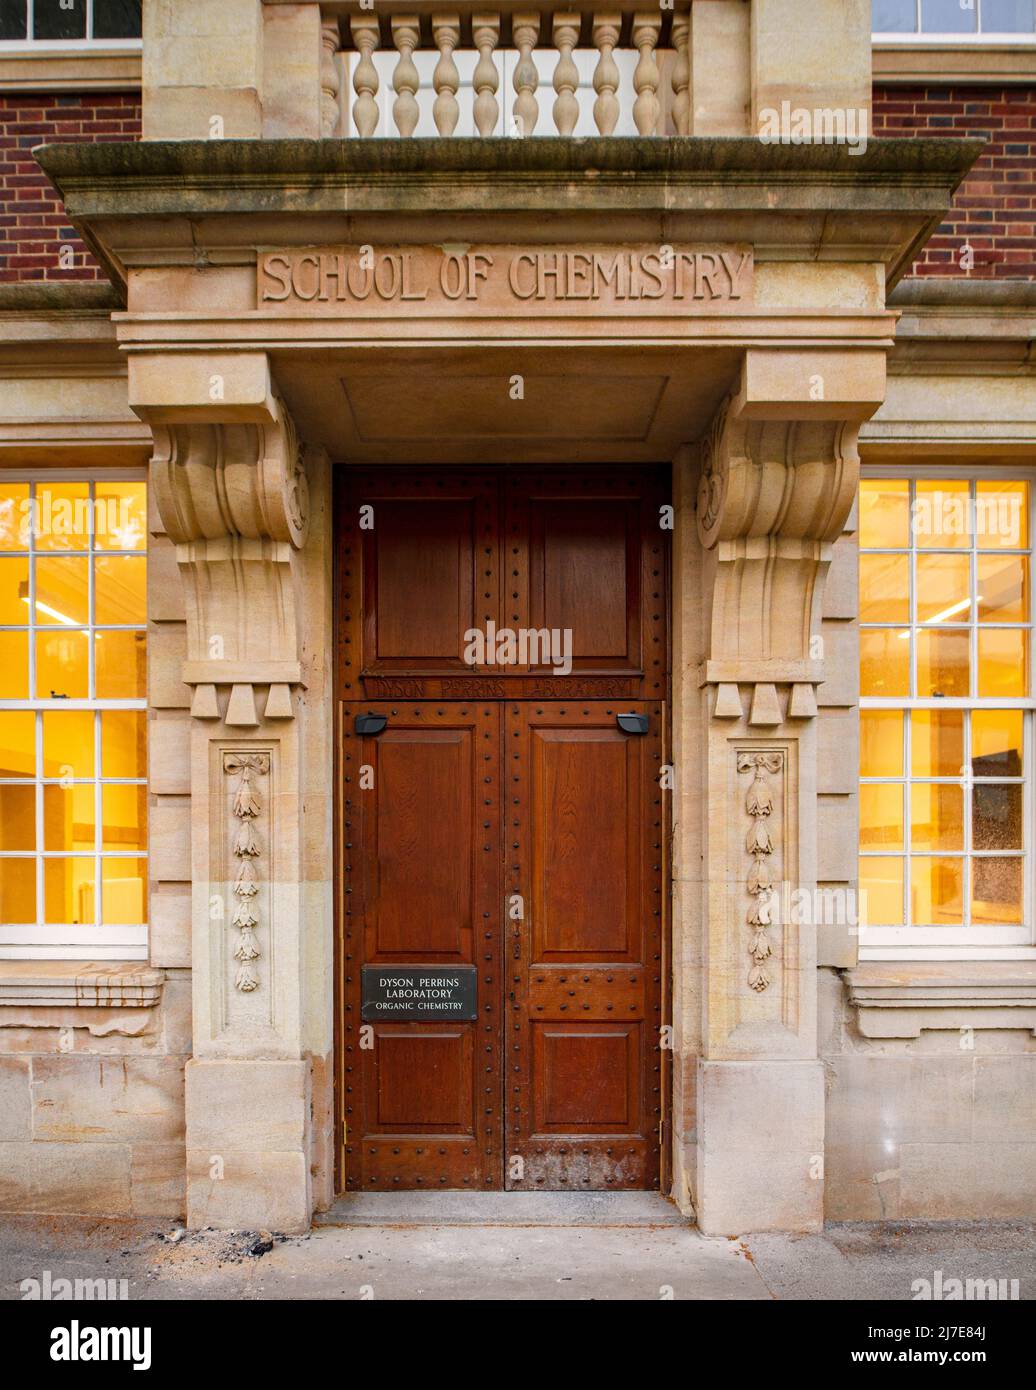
(224, 751), (270, 993)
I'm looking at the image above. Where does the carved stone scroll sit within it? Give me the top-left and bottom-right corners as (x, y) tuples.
(695, 386), (861, 711)
(151, 393), (311, 723)
(224, 752), (270, 992)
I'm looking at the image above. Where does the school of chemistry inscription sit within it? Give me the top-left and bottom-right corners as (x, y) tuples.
(258, 244), (753, 315)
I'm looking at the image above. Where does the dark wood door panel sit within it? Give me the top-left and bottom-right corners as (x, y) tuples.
(337, 470), (499, 690)
(337, 465), (669, 699)
(334, 467), (671, 1195)
(341, 702), (503, 1191)
(505, 701), (665, 1191)
(365, 725), (476, 959)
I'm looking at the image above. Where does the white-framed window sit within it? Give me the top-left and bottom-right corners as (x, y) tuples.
(0, 0), (141, 47)
(859, 468), (1035, 960)
(0, 472), (147, 961)
(873, 0), (1036, 39)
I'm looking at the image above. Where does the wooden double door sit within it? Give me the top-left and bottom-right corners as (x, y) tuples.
(335, 467), (669, 1192)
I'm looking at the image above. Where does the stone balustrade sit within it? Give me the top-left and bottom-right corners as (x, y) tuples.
(330, 10), (688, 138)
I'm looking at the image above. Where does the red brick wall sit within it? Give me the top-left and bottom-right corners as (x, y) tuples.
(873, 84), (1036, 279)
(0, 92), (140, 283)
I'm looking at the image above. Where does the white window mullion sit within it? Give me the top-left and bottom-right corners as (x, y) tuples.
(861, 466), (1036, 957)
(0, 469), (148, 961)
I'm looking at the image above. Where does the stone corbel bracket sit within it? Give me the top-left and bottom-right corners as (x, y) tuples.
(695, 361), (872, 724)
(150, 392), (310, 725)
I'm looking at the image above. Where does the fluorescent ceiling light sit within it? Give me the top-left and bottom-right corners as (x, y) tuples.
(897, 596), (977, 636)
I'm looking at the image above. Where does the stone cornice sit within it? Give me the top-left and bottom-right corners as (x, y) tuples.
(35, 135), (981, 188)
(34, 136), (982, 291)
(0, 282), (122, 313)
(880, 279), (1036, 380)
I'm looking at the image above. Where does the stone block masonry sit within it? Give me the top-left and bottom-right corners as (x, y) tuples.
(0, 93), (141, 282)
(873, 84), (1036, 279)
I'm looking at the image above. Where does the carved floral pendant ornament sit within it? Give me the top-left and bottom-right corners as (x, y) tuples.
(225, 752), (271, 992)
(737, 751), (784, 992)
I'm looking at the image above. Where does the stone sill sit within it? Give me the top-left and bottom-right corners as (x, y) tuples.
(0, 960), (163, 1009)
(873, 40), (1036, 84)
(847, 961), (1036, 1038)
(0, 47), (141, 93)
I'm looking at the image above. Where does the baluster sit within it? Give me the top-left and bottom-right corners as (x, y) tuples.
(472, 13), (501, 137)
(552, 13), (580, 136)
(511, 12), (540, 136)
(632, 13), (661, 136)
(671, 11), (690, 136)
(432, 14), (461, 135)
(320, 18), (341, 137)
(350, 16), (380, 137)
(391, 15), (421, 137)
(591, 13), (620, 136)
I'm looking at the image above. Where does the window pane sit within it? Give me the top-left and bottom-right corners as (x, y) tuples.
(102, 857), (147, 925)
(0, 555), (29, 624)
(921, 0), (977, 30)
(0, 785), (35, 850)
(860, 553), (909, 622)
(95, 554), (146, 624)
(42, 709), (94, 780)
(94, 481), (147, 551)
(93, 0), (142, 39)
(0, 631), (29, 699)
(0, 710), (35, 778)
(859, 857), (904, 926)
(977, 554), (1027, 623)
(33, 0), (88, 40)
(873, 0), (917, 30)
(95, 629), (146, 698)
(983, 0), (1036, 34)
(861, 628), (910, 696)
(36, 629), (89, 700)
(916, 552), (971, 623)
(44, 857), (96, 926)
(0, 482), (29, 549)
(914, 480), (970, 548)
(861, 783), (904, 849)
(860, 478), (909, 548)
(861, 709), (903, 777)
(35, 556), (89, 626)
(977, 628), (1027, 697)
(976, 480), (1028, 548)
(912, 709), (964, 777)
(972, 710), (1023, 777)
(917, 627), (969, 697)
(0, 858), (35, 923)
(971, 857), (1023, 925)
(101, 710), (146, 778)
(911, 857), (964, 925)
(33, 482), (90, 551)
(911, 782), (964, 851)
(102, 784), (147, 853)
(43, 784), (96, 852)
(973, 783), (1023, 851)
